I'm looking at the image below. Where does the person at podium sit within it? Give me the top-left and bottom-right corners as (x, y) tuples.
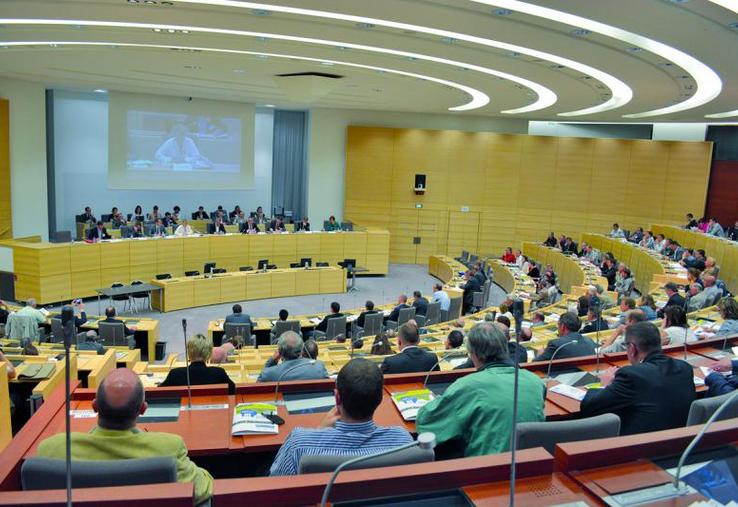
(416, 323), (544, 457)
(295, 217), (310, 232)
(269, 358), (412, 476)
(324, 215), (340, 231)
(36, 368), (214, 504)
(160, 334), (235, 394)
(240, 217), (259, 234)
(174, 220), (193, 237)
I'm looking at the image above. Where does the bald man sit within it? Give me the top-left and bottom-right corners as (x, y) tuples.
(37, 368), (213, 504)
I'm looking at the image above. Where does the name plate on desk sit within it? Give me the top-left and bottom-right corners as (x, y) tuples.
(181, 403), (229, 411)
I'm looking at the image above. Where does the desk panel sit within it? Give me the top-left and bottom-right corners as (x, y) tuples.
(193, 277), (222, 307)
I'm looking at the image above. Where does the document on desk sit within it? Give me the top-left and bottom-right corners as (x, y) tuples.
(549, 384), (587, 401)
(391, 389), (435, 421)
(232, 402), (279, 435)
(309, 317), (322, 325)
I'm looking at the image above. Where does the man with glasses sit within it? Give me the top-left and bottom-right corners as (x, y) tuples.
(580, 322), (694, 435)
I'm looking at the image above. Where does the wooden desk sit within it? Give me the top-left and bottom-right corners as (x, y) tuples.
(0, 482), (194, 506)
(3, 229), (389, 304)
(464, 471), (600, 506)
(151, 267), (346, 312)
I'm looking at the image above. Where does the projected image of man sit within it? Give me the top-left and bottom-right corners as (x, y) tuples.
(154, 123), (212, 170)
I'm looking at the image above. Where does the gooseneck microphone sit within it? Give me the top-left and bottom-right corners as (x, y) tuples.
(422, 351), (466, 387)
(544, 340), (579, 381)
(319, 433), (436, 507)
(273, 359), (317, 405)
(682, 294), (691, 360)
(673, 388), (738, 493)
(182, 318), (192, 409)
(60, 305), (75, 507)
(509, 316), (523, 507)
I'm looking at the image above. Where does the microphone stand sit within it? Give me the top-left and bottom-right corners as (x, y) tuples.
(509, 313), (522, 507)
(182, 319), (192, 409)
(683, 295), (691, 360)
(544, 340), (579, 381)
(61, 306), (75, 507)
(422, 351), (465, 387)
(593, 304), (603, 375)
(673, 388), (738, 494)
(320, 433), (436, 507)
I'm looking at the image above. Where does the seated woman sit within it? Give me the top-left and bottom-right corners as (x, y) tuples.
(715, 297), (738, 337)
(638, 294), (658, 321)
(160, 334), (235, 394)
(371, 332), (394, 355)
(660, 306), (697, 346)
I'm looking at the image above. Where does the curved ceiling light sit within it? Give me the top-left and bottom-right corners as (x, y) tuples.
(141, 0), (630, 116)
(703, 0), (738, 118)
(0, 19), (550, 113)
(471, 0), (722, 118)
(0, 40), (489, 110)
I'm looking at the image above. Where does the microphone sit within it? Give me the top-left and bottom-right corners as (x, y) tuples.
(509, 311), (523, 507)
(61, 305), (74, 507)
(272, 360), (317, 405)
(512, 299), (524, 340)
(682, 294), (691, 360)
(592, 304), (603, 375)
(319, 433), (436, 507)
(181, 319), (192, 409)
(422, 351), (466, 387)
(544, 340), (579, 381)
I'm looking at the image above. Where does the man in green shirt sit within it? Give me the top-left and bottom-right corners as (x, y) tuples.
(37, 368), (213, 504)
(416, 322), (545, 457)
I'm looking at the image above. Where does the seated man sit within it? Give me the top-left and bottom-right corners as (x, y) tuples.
(102, 307), (137, 348)
(324, 215), (341, 231)
(270, 358), (412, 475)
(445, 329), (464, 350)
(225, 304), (254, 329)
(431, 283), (450, 314)
(600, 309), (646, 353)
(461, 268), (482, 315)
(380, 322), (438, 374)
(385, 294), (411, 323)
(417, 323), (545, 456)
(580, 307), (609, 335)
(77, 330), (105, 355)
(580, 322), (695, 435)
(37, 368), (213, 504)
(355, 300), (378, 329)
(534, 312), (596, 362)
(87, 221), (111, 241)
(656, 283), (686, 318)
(529, 312), (546, 327)
(313, 302), (344, 335)
(705, 356), (738, 397)
(686, 283), (709, 312)
(615, 297), (637, 326)
(258, 331), (328, 382)
(270, 308), (290, 342)
(411, 290), (428, 317)
(160, 334), (235, 394)
(268, 217), (286, 233)
(302, 339), (319, 360)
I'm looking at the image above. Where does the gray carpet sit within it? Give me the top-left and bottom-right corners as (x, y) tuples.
(63, 263), (506, 360)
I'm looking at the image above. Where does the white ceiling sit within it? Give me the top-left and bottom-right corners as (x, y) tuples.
(0, 0), (737, 121)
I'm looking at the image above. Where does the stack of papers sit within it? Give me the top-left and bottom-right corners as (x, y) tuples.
(549, 384), (587, 401)
(231, 402), (279, 435)
(390, 389), (435, 421)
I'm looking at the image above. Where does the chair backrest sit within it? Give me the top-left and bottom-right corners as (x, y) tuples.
(323, 220), (330, 231)
(397, 307), (416, 326)
(340, 221), (353, 231)
(239, 266), (253, 271)
(686, 392), (738, 426)
(298, 446), (434, 474)
(184, 270), (199, 277)
(50, 318), (64, 343)
(111, 283), (124, 289)
(271, 320), (301, 342)
(469, 254), (479, 263)
(21, 456), (177, 490)
(363, 312), (384, 336)
(516, 413), (621, 454)
(316, 262), (329, 267)
(483, 279), (492, 303)
(224, 323), (253, 345)
(155, 273), (171, 280)
(118, 225), (130, 238)
(50, 231), (72, 243)
(321, 316), (347, 341)
(98, 322), (125, 346)
(447, 297), (462, 320)
(425, 302), (441, 326)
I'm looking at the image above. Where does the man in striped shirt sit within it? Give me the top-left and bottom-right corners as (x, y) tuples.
(269, 358), (413, 476)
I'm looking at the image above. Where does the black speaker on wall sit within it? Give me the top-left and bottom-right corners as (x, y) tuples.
(415, 174), (426, 189)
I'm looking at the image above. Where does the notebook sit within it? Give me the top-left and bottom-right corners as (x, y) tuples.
(231, 402), (279, 435)
(390, 389), (435, 421)
(18, 363), (55, 380)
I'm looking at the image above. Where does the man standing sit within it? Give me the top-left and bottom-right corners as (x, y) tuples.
(581, 322), (694, 435)
(269, 358), (412, 475)
(416, 323), (545, 456)
(37, 368), (213, 504)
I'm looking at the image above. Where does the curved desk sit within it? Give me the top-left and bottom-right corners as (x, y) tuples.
(0, 229), (389, 305)
(652, 223), (738, 294)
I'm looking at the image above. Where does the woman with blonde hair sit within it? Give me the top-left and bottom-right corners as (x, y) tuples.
(160, 333), (235, 394)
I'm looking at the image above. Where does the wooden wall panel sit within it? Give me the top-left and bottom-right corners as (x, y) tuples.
(344, 126), (712, 264)
(0, 99), (11, 239)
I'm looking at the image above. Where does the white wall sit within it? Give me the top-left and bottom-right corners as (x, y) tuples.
(651, 123), (707, 141)
(0, 78), (48, 240)
(53, 90), (273, 232)
(307, 108), (527, 223)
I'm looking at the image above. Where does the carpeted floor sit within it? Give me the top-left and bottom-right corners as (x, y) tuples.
(62, 263), (506, 360)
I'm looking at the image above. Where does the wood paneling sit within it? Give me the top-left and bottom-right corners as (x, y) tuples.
(345, 126), (712, 263)
(0, 99), (11, 240)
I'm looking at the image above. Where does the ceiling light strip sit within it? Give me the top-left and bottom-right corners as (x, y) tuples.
(0, 40), (489, 110)
(0, 18), (554, 113)
(147, 0), (630, 115)
(470, 0), (722, 118)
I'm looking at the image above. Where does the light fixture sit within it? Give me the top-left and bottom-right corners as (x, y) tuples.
(470, 0), (722, 118)
(0, 40), (490, 111)
(93, 88), (108, 93)
(263, 104), (275, 107)
(0, 18), (554, 114)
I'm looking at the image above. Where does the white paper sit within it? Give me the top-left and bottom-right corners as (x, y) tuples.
(71, 410), (97, 419)
(549, 384), (586, 401)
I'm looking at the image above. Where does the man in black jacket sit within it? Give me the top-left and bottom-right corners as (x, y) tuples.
(534, 312), (596, 362)
(87, 221), (111, 241)
(102, 307), (137, 348)
(656, 282), (686, 318)
(314, 302), (343, 333)
(380, 322), (438, 374)
(356, 300), (378, 329)
(461, 268), (482, 315)
(411, 291), (428, 317)
(385, 294), (411, 323)
(580, 321), (694, 435)
(160, 334), (235, 394)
